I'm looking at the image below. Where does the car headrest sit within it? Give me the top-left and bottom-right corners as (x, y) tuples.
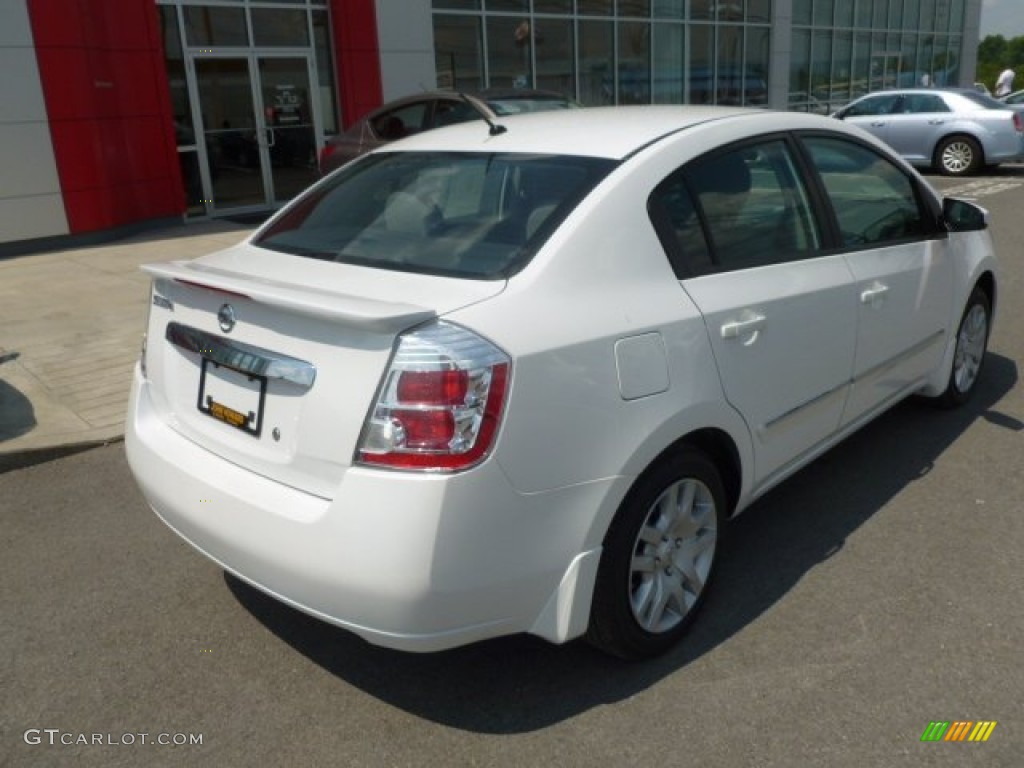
(690, 152), (752, 196)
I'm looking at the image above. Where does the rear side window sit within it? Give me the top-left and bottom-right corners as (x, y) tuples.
(370, 103), (429, 139)
(650, 139), (821, 275)
(802, 137), (930, 247)
(255, 151), (616, 278)
(902, 94), (949, 113)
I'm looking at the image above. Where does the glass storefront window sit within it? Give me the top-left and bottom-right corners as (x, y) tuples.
(852, 32), (871, 99)
(487, 16), (533, 89)
(792, 0), (812, 26)
(789, 27), (811, 102)
(652, 22), (684, 103)
(688, 24), (714, 102)
(159, 7), (196, 147)
(690, 1), (714, 21)
(578, 0), (613, 16)
(618, 21), (651, 103)
(252, 8), (310, 46)
(579, 20), (613, 104)
(831, 29), (852, 105)
(487, 0), (528, 11)
(534, 18), (574, 95)
(535, 0), (572, 12)
(716, 24), (743, 104)
(888, 1), (903, 29)
(433, 15), (484, 90)
(748, 0), (770, 24)
(184, 6), (249, 47)
(872, 0), (887, 30)
(834, 0), (853, 28)
(810, 29), (832, 107)
(618, 0), (652, 18)
(652, 0), (685, 19)
(905, 0), (922, 29)
(855, 0), (872, 29)
(814, 0), (834, 26)
(312, 11), (338, 134)
(745, 25), (769, 104)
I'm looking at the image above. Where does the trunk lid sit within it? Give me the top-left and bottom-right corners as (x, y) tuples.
(141, 244), (505, 498)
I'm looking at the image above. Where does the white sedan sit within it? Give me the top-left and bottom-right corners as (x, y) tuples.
(126, 106), (997, 659)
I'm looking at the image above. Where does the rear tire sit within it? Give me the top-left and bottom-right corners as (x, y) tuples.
(936, 136), (982, 176)
(586, 447), (725, 660)
(934, 286), (991, 408)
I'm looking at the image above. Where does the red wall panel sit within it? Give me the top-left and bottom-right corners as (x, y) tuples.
(330, 0), (383, 127)
(27, 0), (184, 234)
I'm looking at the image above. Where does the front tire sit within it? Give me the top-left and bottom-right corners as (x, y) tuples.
(936, 136), (982, 176)
(586, 447), (725, 660)
(935, 286), (991, 407)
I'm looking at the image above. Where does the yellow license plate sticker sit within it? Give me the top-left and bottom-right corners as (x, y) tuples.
(197, 358), (266, 436)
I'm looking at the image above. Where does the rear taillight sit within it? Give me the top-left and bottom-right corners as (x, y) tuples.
(1014, 112), (1023, 133)
(317, 144), (337, 173)
(357, 322), (510, 472)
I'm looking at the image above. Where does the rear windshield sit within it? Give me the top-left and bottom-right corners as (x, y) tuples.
(958, 90), (1011, 109)
(255, 151), (616, 278)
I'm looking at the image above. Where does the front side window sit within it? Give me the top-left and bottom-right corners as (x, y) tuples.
(843, 94), (900, 117)
(802, 136), (930, 247)
(255, 152), (616, 278)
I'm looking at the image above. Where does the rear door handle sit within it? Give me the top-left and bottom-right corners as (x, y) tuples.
(860, 282), (890, 305)
(721, 312), (766, 339)
(870, 121), (887, 127)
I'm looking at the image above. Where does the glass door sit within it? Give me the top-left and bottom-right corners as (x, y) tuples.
(257, 56), (320, 202)
(195, 57), (267, 211)
(193, 54), (319, 214)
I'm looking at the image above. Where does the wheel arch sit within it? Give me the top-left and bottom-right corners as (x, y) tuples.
(975, 269), (997, 316)
(620, 426), (744, 531)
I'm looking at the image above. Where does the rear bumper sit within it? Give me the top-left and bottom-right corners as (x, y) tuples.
(125, 366), (618, 651)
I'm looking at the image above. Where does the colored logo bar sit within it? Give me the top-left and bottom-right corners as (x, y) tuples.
(921, 721), (997, 742)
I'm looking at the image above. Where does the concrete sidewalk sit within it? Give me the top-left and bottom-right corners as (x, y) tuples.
(0, 219), (257, 462)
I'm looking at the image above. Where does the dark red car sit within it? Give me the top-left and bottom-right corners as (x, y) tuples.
(318, 88), (579, 174)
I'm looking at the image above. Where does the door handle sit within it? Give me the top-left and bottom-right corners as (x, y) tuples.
(870, 121), (887, 127)
(860, 282), (889, 305)
(721, 312), (766, 339)
(928, 119), (945, 125)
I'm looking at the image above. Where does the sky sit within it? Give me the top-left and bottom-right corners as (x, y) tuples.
(980, 0), (1024, 39)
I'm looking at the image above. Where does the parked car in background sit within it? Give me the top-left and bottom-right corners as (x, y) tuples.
(318, 88), (579, 174)
(1000, 89), (1024, 106)
(128, 106), (997, 660)
(833, 87), (1024, 176)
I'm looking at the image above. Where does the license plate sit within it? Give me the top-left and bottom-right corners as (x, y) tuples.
(197, 358), (267, 436)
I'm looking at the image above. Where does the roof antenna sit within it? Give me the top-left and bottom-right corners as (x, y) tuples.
(458, 92), (507, 136)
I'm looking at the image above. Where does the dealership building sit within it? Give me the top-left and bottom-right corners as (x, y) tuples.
(2, 0), (982, 253)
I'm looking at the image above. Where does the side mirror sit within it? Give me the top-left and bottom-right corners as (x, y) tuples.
(942, 198), (988, 232)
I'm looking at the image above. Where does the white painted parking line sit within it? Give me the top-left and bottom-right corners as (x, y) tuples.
(937, 178), (1024, 199)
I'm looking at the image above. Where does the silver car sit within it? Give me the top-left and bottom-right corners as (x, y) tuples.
(834, 88), (1024, 176)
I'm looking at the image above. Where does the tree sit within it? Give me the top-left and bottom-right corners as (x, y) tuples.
(976, 35), (1024, 92)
